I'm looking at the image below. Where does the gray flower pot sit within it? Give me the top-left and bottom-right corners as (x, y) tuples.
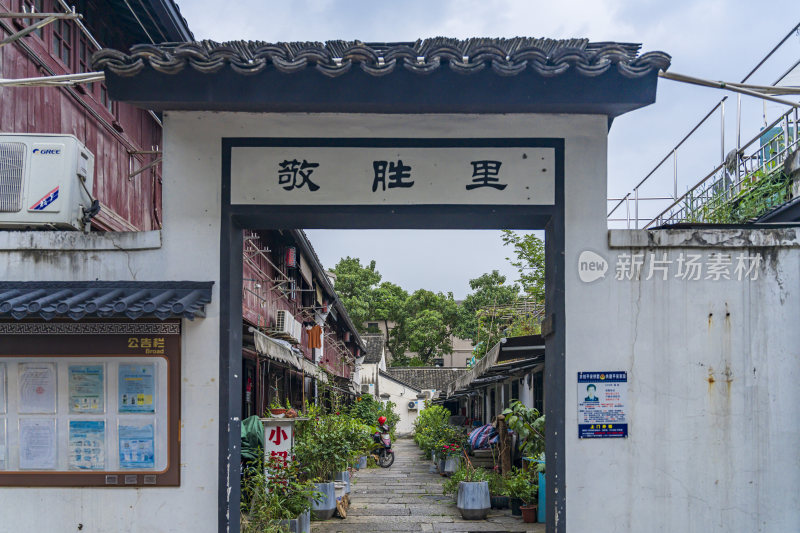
(443, 456), (461, 476)
(335, 470), (350, 494)
(275, 509), (311, 533)
(438, 458), (446, 475)
(355, 455), (367, 469)
(457, 481), (490, 520)
(430, 452), (439, 473)
(310, 481), (336, 520)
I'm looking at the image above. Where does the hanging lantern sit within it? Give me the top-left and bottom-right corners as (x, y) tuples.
(285, 246), (297, 268)
(344, 331), (351, 342)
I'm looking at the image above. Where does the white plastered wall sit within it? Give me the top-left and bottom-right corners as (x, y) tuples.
(377, 375), (421, 436)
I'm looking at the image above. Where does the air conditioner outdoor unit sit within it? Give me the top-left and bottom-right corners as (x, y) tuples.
(0, 134), (94, 230)
(274, 310), (301, 344)
(407, 401), (418, 410)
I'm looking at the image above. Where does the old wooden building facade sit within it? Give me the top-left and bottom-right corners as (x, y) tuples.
(0, 0), (191, 230)
(241, 228), (364, 417)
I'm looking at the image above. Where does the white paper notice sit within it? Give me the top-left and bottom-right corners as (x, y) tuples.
(18, 363), (57, 414)
(0, 420), (6, 470)
(19, 418), (56, 469)
(0, 363), (6, 414)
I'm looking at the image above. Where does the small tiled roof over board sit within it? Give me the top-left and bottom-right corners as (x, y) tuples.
(362, 334), (385, 364)
(94, 37), (670, 116)
(386, 367), (470, 394)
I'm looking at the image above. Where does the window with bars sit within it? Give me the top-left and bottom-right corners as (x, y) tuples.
(52, 17), (73, 68)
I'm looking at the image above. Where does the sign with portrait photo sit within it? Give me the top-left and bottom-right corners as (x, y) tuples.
(577, 371), (628, 438)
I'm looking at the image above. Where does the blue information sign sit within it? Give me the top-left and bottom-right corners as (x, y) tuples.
(577, 371), (628, 439)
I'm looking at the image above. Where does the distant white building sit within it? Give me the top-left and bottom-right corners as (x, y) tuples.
(359, 333), (423, 436)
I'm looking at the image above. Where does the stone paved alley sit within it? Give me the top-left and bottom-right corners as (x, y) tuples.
(312, 438), (545, 533)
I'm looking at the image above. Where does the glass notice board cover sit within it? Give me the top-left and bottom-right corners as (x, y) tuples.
(0, 320), (181, 487)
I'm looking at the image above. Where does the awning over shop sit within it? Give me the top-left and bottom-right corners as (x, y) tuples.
(0, 281), (213, 321)
(250, 327), (328, 383)
(446, 335), (545, 397)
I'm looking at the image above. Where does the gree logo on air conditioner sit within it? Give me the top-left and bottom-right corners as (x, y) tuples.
(32, 148), (61, 155)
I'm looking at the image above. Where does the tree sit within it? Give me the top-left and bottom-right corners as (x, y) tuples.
(404, 309), (453, 365)
(454, 270), (519, 344)
(330, 257), (382, 329)
(370, 281), (408, 337)
(387, 289), (458, 366)
(501, 230), (545, 304)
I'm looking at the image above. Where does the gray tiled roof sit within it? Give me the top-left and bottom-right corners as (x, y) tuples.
(93, 37), (670, 79)
(386, 367), (470, 393)
(0, 281), (213, 321)
(362, 334), (385, 364)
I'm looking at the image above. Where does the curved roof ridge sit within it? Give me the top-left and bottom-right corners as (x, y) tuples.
(93, 37), (669, 79)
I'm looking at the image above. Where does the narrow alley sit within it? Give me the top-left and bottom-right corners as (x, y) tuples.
(311, 439), (545, 533)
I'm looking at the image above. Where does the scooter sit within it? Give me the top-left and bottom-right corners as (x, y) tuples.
(370, 424), (395, 468)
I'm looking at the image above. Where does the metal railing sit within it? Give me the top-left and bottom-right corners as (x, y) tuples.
(608, 21), (800, 229)
(647, 107), (799, 227)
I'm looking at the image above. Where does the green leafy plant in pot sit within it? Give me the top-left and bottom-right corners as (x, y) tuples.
(486, 469), (509, 509)
(439, 442), (463, 476)
(505, 467), (537, 519)
(294, 407), (354, 520)
(241, 454), (320, 533)
(442, 458), (491, 520)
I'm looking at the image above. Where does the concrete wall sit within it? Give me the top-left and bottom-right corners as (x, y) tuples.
(566, 225), (800, 532)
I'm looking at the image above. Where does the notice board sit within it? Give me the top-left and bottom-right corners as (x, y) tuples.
(0, 320), (180, 486)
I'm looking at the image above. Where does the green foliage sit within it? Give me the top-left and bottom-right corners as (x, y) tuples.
(295, 406), (370, 481)
(501, 230), (545, 304)
(388, 289), (459, 365)
(330, 257), (382, 330)
(486, 469), (508, 496)
(502, 399), (545, 460)
(442, 464), (491, 496)
(413, 404), (452, 457)
(439, 442), (464, 458)
(505, 467), (537, 503)
(348, 395), (400, 438)
(455, 271), (521, 359)
(241, 454), (320, 531)
(330, 257), (461, 365)
(372, 281), (408, 330)
(680, 168), (793, 224)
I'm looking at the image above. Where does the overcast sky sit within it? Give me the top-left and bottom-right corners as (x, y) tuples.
(178, 1), (799, 297)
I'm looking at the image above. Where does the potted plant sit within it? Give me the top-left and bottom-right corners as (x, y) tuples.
(486, 470), (509, 509)
(294, 410), (353, 520)
(456, 465), (491, 520)
(440, 443), (462, 476)
(505, 467), (537, 519)
(442, 462), (491, 520)
(269, 399), (287, 418)
(241, 455), (319, 533)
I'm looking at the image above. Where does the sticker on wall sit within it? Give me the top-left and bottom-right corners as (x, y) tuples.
(577, 371), (628, 438)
